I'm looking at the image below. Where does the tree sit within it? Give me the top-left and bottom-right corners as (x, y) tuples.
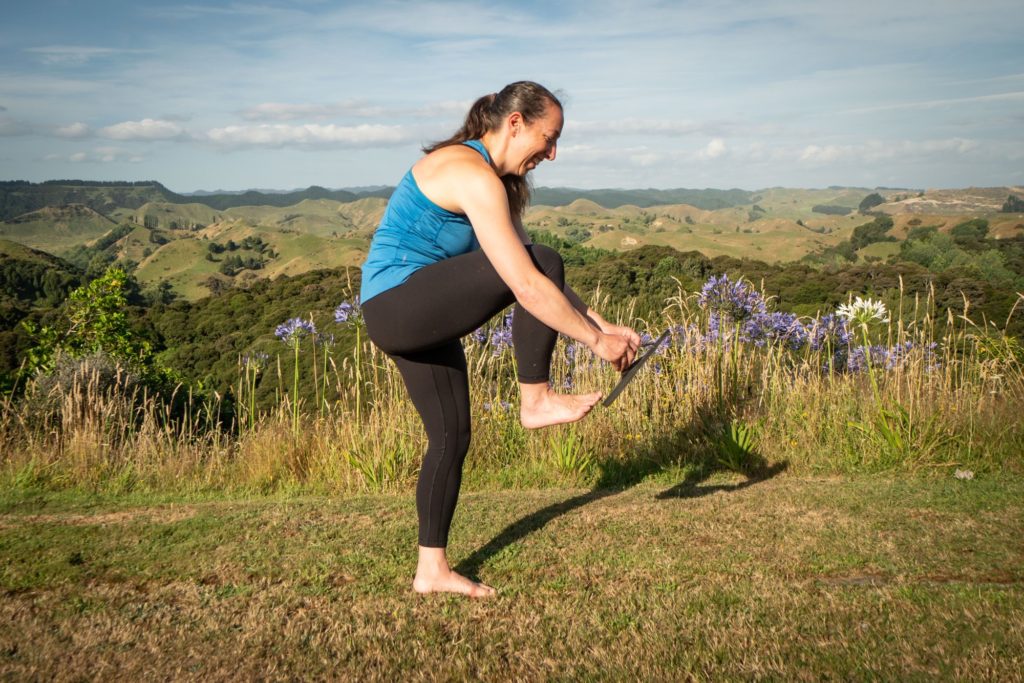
(859, 193), (885, 213)
(23, 267), (153, 374)
(850, 216), (895, 250)
(143, 280), (177, 306)
(950, 219), (989, 248)
(1001, 194), (1024, 213)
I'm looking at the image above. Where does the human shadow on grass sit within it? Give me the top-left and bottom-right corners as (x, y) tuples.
(453, 442), (663, 579)
(454, 425), (785, 578)
(654, 459), (788, 500)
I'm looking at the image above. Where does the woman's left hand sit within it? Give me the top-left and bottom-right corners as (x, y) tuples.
(596, 320), (641, 349)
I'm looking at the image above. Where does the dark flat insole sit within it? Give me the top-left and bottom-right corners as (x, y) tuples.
(602, 329), (670, 407)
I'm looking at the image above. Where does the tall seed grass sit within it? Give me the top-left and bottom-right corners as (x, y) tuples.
(2, 285), (1022, 494)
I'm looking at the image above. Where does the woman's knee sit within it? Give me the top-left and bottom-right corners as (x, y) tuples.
(427, 424), (471, 464)
(527, 244), (565, 285)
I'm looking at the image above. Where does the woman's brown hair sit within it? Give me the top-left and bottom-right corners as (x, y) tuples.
(423, 81), (562, 218)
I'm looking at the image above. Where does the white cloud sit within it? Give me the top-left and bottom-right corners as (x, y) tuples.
(412, 100), (475, 118)
(203, 123), (415, 149)
(25, 45), (126, 66)
(571, 119), (709, 137)
(239, 99), (476, 122)
(55, 122), (91, 138)
(557, 143), (667, 168)
(55, 147), (144, 164)
(799, 138), (982, 164)
(799, 144), (843, 163)
(843, 91), (1024, 115)
(699, 138), (727, 160)
(239, 100), (386, 121)
(99, 119), (186, 140)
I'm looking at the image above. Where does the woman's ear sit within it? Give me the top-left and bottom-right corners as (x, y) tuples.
(508, 111), (523, 136)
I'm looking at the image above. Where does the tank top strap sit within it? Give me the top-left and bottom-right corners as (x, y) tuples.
(461, 139), (491, 163)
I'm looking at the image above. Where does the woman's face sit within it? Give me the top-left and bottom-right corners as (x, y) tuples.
(514, 101), (562, 175)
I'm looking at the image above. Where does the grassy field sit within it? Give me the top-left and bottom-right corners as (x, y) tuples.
(3, 232), (1024, 678)
(1, 474), (1021, 680)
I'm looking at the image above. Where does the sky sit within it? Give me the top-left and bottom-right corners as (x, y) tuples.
(1, 0), (1022, 193)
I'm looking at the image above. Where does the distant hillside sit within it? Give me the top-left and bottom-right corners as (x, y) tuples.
(0, 238), (82, 307)
(0, 181), (176, 221)
(531, 187), (755, 210)
(0, 204), (117, 252)
(4, 180), (1022, 304)
(0, 180), (392, 221)
(877, 186), (1024, 215)
(185, 185), (361, 211)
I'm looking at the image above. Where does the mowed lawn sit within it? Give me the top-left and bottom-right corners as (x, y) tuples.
(1, 474), (1022, 680)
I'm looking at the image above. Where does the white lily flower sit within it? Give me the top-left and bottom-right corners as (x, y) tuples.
(837, 297), (890, 327)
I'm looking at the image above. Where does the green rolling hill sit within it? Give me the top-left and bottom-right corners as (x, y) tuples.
(1, 181), (1021, 302)
(0, 180), (388, 222)
(0, 205), (117, 253)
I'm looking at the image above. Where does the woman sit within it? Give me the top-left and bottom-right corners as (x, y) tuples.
(360, 81), (640, 598)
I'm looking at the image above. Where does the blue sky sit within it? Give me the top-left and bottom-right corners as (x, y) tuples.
(1, 0), (1022, 192)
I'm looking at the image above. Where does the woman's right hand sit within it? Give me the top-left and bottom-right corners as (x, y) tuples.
(592, 331), (639, 372)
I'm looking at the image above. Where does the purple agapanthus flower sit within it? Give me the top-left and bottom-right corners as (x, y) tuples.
(745, 311), (809, 351)
(275, 317), (317, 344)
(847, 344), (889, 373)
(241, 351), (270, 371)
(809, 313), (852, 372)
(671, 323), (704, 353)
(489, 327), (513, 355)
(698, 274), (767, 323)
(809, 314), (852, 351)
(334, 297), (362, 324)
(487, 311), (515, 355)
(705, 311), (742, 346)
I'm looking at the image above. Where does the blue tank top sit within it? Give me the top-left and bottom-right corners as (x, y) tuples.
(360, 140), (491, 303)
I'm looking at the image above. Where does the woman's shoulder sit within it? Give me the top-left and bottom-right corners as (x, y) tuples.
(417, 143), (490, 175)
(412, 144), (500, 211)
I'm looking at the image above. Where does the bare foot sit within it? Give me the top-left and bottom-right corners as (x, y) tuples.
(414, 546), (495, 598)
(519, 384), (603, 429)
(413, 568), (496, 598)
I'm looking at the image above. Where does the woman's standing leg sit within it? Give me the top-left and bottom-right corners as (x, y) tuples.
(388, 342), (495, 597)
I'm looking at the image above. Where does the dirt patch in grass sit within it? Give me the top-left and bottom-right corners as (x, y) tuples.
(0, 506), (200, 529)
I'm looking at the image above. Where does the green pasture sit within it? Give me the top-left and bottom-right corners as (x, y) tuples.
(1, 475), (1021, 680)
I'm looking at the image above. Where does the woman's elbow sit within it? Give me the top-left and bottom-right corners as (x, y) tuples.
(511, 279), (546, 311)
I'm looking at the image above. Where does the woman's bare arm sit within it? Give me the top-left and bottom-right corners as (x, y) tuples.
(455, 165), (637, 368)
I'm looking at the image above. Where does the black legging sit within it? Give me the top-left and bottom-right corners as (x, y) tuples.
(362, 244), (587, 547)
